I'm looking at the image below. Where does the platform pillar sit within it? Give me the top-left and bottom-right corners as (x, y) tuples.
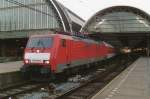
(0, 40), (6, 57)
(147, 34), (150, 57)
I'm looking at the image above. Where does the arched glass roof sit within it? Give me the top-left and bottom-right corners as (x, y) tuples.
(82, 6), (150, 33)
(81, 6), (150, 51)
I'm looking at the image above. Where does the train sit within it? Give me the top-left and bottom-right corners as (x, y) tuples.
(21, 32), (115, 80)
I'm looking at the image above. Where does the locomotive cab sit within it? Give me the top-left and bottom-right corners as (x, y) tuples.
(24, 36), (53, 65)
(21, 34), (71, 80)
(21, 35), (56, 78)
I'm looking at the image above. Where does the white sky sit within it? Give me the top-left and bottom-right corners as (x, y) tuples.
(58, 0), (150, 21)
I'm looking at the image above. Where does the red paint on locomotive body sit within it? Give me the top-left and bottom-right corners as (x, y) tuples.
(23, 32), (115, 75)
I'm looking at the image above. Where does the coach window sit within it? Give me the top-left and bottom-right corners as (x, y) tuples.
(61, 39), (66, 47)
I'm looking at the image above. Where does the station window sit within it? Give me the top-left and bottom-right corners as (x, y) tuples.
(61, 39), (66, 47)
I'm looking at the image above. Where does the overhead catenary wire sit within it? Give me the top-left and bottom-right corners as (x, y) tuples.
(61, 0), (95, 13)
(78, 0), (95, 12)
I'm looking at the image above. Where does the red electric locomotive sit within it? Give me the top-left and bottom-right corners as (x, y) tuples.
(21, 32), (115, 80)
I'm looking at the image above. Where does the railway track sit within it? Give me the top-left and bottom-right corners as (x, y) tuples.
(0, 82), (48, 99)
(55, 55), (136, 99)
(56, 70), (120, 99)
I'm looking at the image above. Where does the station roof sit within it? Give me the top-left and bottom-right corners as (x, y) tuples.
(50, 0), (85, 32)
(0, 0), (85, 39)
(81, 6), (150, 49)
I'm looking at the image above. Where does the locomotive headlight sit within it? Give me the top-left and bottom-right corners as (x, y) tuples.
(36, 50), (40, 53)
(25, 59), (29, 64)
(44, 60), (50, 64)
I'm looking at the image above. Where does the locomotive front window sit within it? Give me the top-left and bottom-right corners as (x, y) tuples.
(27, 37), (53, 48)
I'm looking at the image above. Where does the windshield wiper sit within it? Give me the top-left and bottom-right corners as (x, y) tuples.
(37, 40), (46, 51)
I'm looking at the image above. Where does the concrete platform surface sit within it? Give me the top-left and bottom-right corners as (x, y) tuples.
(0, 61), (23, 73)
(92, 57), (150, 99)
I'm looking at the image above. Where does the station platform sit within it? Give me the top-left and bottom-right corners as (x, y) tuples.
(0, 61), (24, 89)
(0, 61), (23, 74)
(92, 57), (150, 99)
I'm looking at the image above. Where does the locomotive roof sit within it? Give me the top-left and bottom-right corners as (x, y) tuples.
(30, 33), (100, 44)
(30, 33), (73, 40)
